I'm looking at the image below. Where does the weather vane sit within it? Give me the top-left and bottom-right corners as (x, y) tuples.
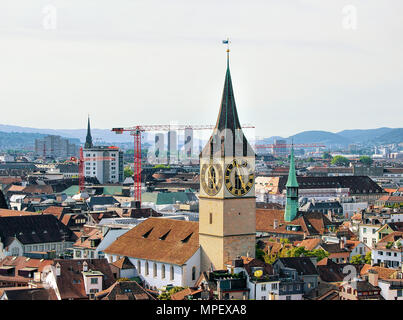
(222, 37), (231, 52)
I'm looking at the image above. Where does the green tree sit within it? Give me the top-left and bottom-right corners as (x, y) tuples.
(153, 164), (170, 169)
(331, 155), (350, 166)
(359, 156), (373, 166)
(322, 152), (332, 160)
(284, 246), (329, 261)
(256, 248), (266, 261)
(364, 251), (372, 264)
(350, 254), (364, 264)
(124, 167), (134, 178)
(307, 157), (314, 163)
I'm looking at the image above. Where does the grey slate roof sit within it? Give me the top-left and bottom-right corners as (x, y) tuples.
(277, 257), (319, 275)
(0, 214), (76, 245)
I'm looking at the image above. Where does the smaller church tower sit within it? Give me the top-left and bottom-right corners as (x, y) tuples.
(84, 116), (93, 149)
(284, 145), (299, 222)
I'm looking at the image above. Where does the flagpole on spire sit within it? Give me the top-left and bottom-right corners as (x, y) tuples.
(222, 37), (231, 67)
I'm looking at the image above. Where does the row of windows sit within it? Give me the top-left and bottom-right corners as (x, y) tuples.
(261, 283), (278, 291)
(109, 256), (197, 281)
(377, 251), (398, 257)
(75, 250), (95, 258)
(25, 243), (60, 253)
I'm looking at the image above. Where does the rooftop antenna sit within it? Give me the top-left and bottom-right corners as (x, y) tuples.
(222, 37), (231, 65)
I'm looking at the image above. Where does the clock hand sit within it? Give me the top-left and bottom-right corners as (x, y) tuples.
(208, 167), (217, 189)
(235, 162), (246, 190)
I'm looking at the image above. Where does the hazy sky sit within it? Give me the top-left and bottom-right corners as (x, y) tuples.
(0, 0), (402, 138)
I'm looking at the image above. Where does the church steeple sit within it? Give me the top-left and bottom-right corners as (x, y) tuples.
(201, 48), (253, 158)
(198, 42), (256, 272)
(214, 49), (242, 134)
(84, 116), (93, 149)
(284, 144), (299, 222)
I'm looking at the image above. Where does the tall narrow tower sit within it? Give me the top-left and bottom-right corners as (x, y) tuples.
(199, 46), (256, 272)
(284, 145), (299, 222)
(85, 116), (93, 149)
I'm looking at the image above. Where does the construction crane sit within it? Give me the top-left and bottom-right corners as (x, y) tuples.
(112, 124), (255, 207)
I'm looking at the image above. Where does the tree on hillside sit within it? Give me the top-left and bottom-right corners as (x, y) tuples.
(331, 155), (350, 166)
(322, 152), (332, 160)
(359, 156), (373, 166)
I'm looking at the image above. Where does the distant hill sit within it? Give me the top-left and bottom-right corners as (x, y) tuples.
(288, 130), (352, 147)
(0, 131), (46, 150)
(0, 131), (80, 151)
(1, 123), (402, 150)
(376, 128), (403, 145)
(337, 127), (394, 144)
(0, 124), (133, 143)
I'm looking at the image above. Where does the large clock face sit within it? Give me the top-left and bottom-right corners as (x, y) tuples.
(225, 159), (254, 196)
(201, 163), (223, 196)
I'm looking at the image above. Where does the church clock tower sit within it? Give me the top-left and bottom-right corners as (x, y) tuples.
(199, 47), (256, 272)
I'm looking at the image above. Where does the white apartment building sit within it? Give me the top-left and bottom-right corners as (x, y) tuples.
(359, 224), (381, 248)
(83, 146), (123, 184)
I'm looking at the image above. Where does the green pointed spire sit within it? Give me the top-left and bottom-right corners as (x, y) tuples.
(284, 144), (299, 222)
(286, 145), (299, 188)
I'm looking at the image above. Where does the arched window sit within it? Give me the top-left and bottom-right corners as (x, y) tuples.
(170, 265), (174, 280)
(162, 265), (166, 279)
(137, 260), (141, 274)
(153, 263), (157, 277)
(145, 261), (149, 276)
(192, 266), (196, 281)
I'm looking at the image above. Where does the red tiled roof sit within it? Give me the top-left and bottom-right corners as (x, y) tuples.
(104, 218), (199, 266)
(53, 259), (114, 300)
(360, 264), (396, 280)
(298, 238), (321, 251)
(171, 287), (203, 300)
(73, 228), (103, 249)
(0, 209), (43, 217)
(42, 206), (66, 220)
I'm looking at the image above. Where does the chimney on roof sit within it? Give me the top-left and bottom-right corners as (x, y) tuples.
(368, 269), (378, 287)
(233, 256), (243, 269)
(83, 261), (88, 272)
(55, 263), (61, 276)
(327, 209), (332, 222)
(340, 237), (346, 249)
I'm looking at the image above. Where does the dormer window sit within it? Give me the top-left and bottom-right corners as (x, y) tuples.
(181, 232), (193, 243)
(142, 228), (153, 238)
(159, 230), (171, 241)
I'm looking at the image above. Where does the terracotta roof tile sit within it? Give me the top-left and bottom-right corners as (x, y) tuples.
(104, 218), (199, 266)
